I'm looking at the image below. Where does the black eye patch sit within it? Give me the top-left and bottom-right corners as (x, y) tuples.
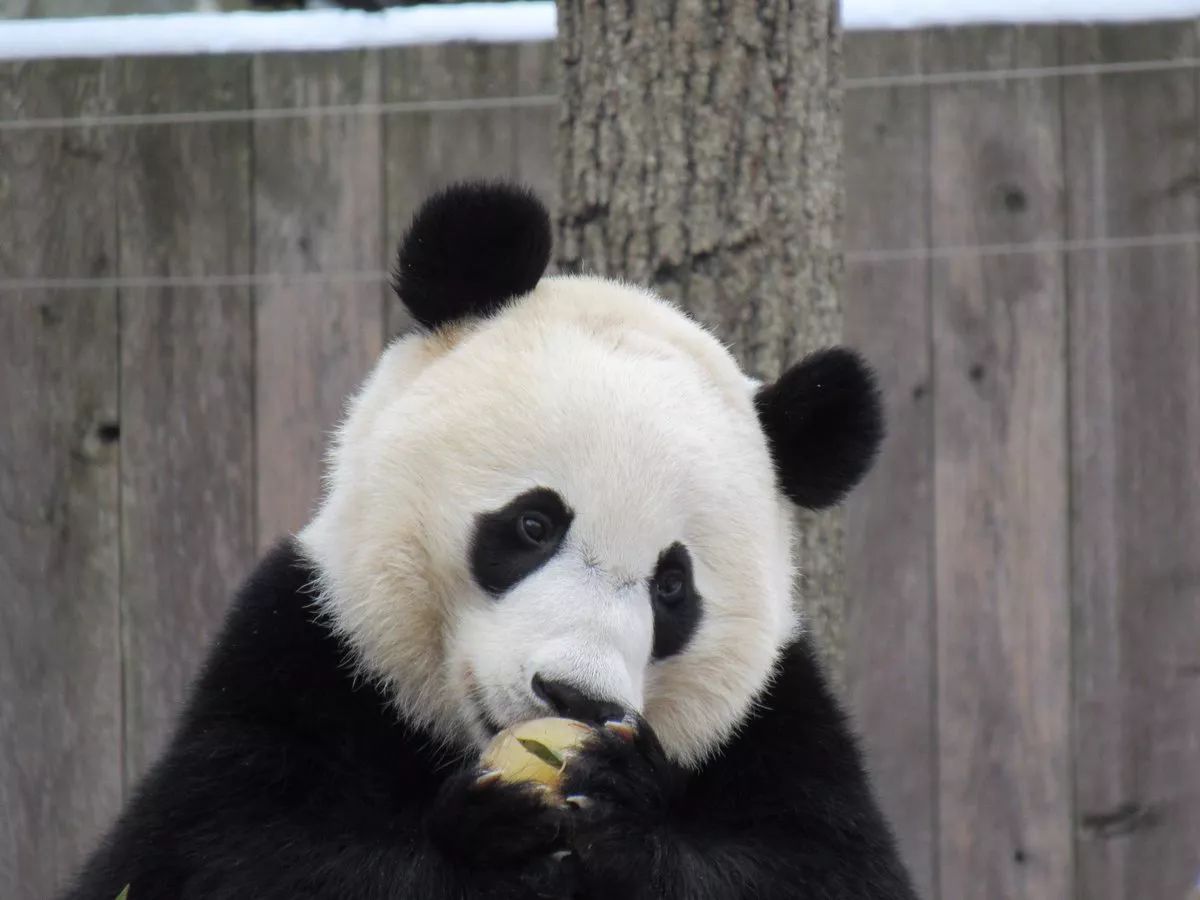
(470, 488), (573, 596)
(650, 543), (702, 659)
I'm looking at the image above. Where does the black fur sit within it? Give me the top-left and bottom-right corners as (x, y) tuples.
(62, 541), (918, 900)
(650, 542), (702, 659)
(392, 181), (552, 330)
(471, 487), (574, 595)
(755, 347), (885, 509)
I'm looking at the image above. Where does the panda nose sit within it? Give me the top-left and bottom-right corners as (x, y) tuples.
(531, 673), (626, 724)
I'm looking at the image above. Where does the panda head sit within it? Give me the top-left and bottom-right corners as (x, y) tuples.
(300, 182), (882, 766)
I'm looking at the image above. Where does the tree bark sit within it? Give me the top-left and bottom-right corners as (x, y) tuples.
(555, 0), (847, 681)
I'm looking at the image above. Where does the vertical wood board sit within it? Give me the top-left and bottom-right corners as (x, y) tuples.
(843, 30), (938, 900)
(0, 60), (122, 900)
(928, 26), (1073, 900)
(252, 50), (385, 552)
(512, 41), (559, 226)
(116, 56), (256, 782)
(1062, 23), (1200, 900)
(382, 42), (551, 337)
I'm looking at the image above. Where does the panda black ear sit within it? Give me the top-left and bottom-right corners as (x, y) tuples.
(391, 181), (552, 330)
(754, 348), (884, 510)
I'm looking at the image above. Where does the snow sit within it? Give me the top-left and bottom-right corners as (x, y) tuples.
(0, 0), (1197, 62)
(844, 0), (1200, 28)
(0, 3), (556, 61)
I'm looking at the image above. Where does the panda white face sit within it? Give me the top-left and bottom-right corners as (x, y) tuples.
(302, 276), (796, 766)
(300, 183), (882, 767)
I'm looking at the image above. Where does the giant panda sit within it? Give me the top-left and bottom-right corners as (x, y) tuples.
(63, 182), (918, 900)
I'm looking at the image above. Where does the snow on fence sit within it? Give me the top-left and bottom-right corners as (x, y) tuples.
(4, 1), (1200, 60)
(2, 20), (1199, 900)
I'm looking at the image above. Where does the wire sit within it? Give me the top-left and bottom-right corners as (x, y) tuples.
(5, 233), (1199, 291)
(0, 93), (558, 132)
(845, 231), (1200, 264)
(843, 54), (1200, 89)
(0, 270), (390, 291)
(2, 54), (1198, 131)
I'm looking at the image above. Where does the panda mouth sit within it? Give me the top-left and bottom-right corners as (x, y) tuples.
(479, 710), (504, 738)
(464, 668), (505, 739)
(470, 697), (505, 739)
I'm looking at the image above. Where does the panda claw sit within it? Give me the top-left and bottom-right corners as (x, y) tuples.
(564, 794), (592, 810)
(550, 849), (574, 861)
(604, 720), (637, 742)
(473, 770), (503, 789)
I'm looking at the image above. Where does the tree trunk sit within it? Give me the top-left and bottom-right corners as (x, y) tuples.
(555, 0), (847, 681)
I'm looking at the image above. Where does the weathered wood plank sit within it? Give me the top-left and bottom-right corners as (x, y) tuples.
(0, 61), (122, 900)
(383, 42), (552, 337)
(1062, 23), (1200, 900)
(843, 31), (937, 900)
(252, 51), (385, 551)
(928, 26), (1072, 900)
(513, 41), (558, 218)
(116, 57), (256, 782)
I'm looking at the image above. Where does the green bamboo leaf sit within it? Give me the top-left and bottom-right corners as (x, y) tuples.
(517, 737), (564, 769)
(115, 887), (130, 900)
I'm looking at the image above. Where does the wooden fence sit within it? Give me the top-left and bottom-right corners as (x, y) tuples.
(2, 24), (1198, 900)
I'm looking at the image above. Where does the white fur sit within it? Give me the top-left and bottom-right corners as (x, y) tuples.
(300, 275), (799, 767)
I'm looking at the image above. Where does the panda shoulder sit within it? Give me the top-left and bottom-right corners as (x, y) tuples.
(178, 541), (366, 730)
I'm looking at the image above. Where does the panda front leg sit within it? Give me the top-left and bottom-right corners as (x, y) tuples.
(557, 716), (689, 897)
(427, 715), (776, 900)
(428, 766), (579, 897)
(558, 713), (918, 900)
(558, 717), (676, 884)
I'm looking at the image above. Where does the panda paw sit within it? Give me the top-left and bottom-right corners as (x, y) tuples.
(428, 768), (567, 869)
(559, 716), (677, 883)
(562, 716), (674, 818)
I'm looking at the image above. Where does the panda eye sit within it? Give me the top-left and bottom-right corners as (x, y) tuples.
(472, 488), (573, 596)
(517, 511), (552, 547)
(649, 543), (701, 659)
(654, 569), (686, 605)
